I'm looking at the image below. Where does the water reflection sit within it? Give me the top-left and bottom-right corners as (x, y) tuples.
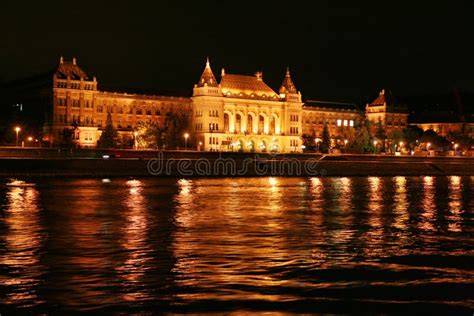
(448, 176), (463, 232)
(116, 179), (152, 302)
(420, 176), (436, 231)
(392, 176), (408, 230)
(0, 183), (45, 307)
(0, 176), (472, 313)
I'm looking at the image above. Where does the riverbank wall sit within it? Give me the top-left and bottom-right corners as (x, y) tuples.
(0, 153), (473, 177)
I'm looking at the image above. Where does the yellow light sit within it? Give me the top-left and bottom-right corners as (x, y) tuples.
(27, 136), (33, 141)
(344, 139), (348, 144)
(14, 126), (21, 132)
(373, 140), (378, 145)
(184, 133), (189, 139)
(133, 131), (138, 137)
(399, 141), (403, 146)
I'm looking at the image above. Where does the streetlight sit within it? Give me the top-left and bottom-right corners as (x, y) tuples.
(373, 140), (378, 154)
(454, 143), (459, 155)
(344, 139), (348, 154)
(184, 133), (189, 150)
(427, 142), (431, 150)
(315, 138), (321, 152)
(198, 141), (202, 151)
(27, 136), (33, 142)
(14, 126), (21, 147)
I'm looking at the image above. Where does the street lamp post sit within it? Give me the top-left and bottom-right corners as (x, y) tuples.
(184, 133), (189, 150)
(344, 139), (348, 154)
(454, 143), (459, 155)
(14, 126), (21, 147)
(373, 140), (378, 154)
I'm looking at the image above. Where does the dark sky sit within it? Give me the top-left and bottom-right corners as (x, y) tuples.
(1, 0), (473, 103)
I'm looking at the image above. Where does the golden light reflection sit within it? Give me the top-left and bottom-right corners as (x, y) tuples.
(392, 176), (408, 231)
(174, 179), (195, 228)
(420, 176), (436, 231)
(309, 177), (323, 211)
(339, 177), (352, 212)
(1, 184), (44, 306)
(448, 176), (463, 232)
(171, 178), (295, 302)
(367, 177), (383, 228)
(117, 179), (152, 302)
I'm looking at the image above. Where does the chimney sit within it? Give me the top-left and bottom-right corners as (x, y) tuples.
(73, 57), (77, 65)
(59, 56), (64, 64)
(221, 67), (225, 77)
(255, 71), (263, 81)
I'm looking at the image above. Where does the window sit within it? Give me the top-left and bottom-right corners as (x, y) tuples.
(337, 119), (342, 126)
(146, 109), (152, 115)
(57, 98), (66, 107)
(136, 108), (143, 115)
(349, 120), (354, 127)
(343, 119), (348, 127)
(97, 106), (103, 113)
(156, 109), (161, 116)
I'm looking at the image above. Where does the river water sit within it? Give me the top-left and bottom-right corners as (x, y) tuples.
(0, 176), (473, 313)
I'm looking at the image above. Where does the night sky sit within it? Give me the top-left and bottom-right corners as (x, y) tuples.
(1, 1), (473, 103)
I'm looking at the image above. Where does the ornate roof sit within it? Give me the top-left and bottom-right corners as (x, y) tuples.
(197, 57), (218, 87)
(220, 73), (277, 98)
(54, 57), (89, 80)
(279, 67), (297, 94)
(368, 89), (389, 107)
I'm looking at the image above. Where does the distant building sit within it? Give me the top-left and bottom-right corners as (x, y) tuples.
(365, 89), (409, 135)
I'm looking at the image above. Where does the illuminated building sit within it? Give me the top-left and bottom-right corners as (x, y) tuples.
(365, 89), (409, 134)
(4, 57), (411, 151)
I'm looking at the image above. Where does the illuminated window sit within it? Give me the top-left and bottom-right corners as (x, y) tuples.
(337, 119), (342, 126)
(343, 119), (348, 126)
(349, 120), (354, 127)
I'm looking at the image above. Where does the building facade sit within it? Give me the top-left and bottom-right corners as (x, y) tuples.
(46, 57), (190, 147)
(30, 57), (409, 152)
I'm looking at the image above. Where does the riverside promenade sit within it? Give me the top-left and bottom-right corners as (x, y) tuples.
(0, 147), (473, 177)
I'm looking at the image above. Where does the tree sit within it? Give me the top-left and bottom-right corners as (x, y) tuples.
(163, 108), (192, 149)
(302, 133), (316, 152)
(98, 112), (119, 148)
(402, 126), (423, 147)
(420, 129), (448, 148)
(320, 123), (331, 153)
(60, 128), (75, 148)
(353, 119), (372, 153)
(447, 131), (473, 150)
(135, 121), (161, 149)
(375, 119), (387, 151)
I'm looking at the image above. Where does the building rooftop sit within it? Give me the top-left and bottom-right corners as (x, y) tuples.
(304, 100), (360, 112)
(220, 73), (278, 98)
(54, 57), (90, 80)
(196, 58), (218, 87)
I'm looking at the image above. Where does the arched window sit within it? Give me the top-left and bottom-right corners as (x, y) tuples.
(235, 113), (242, 132)
(247, 115), (253, 133)
(224, 113), (230, 132)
